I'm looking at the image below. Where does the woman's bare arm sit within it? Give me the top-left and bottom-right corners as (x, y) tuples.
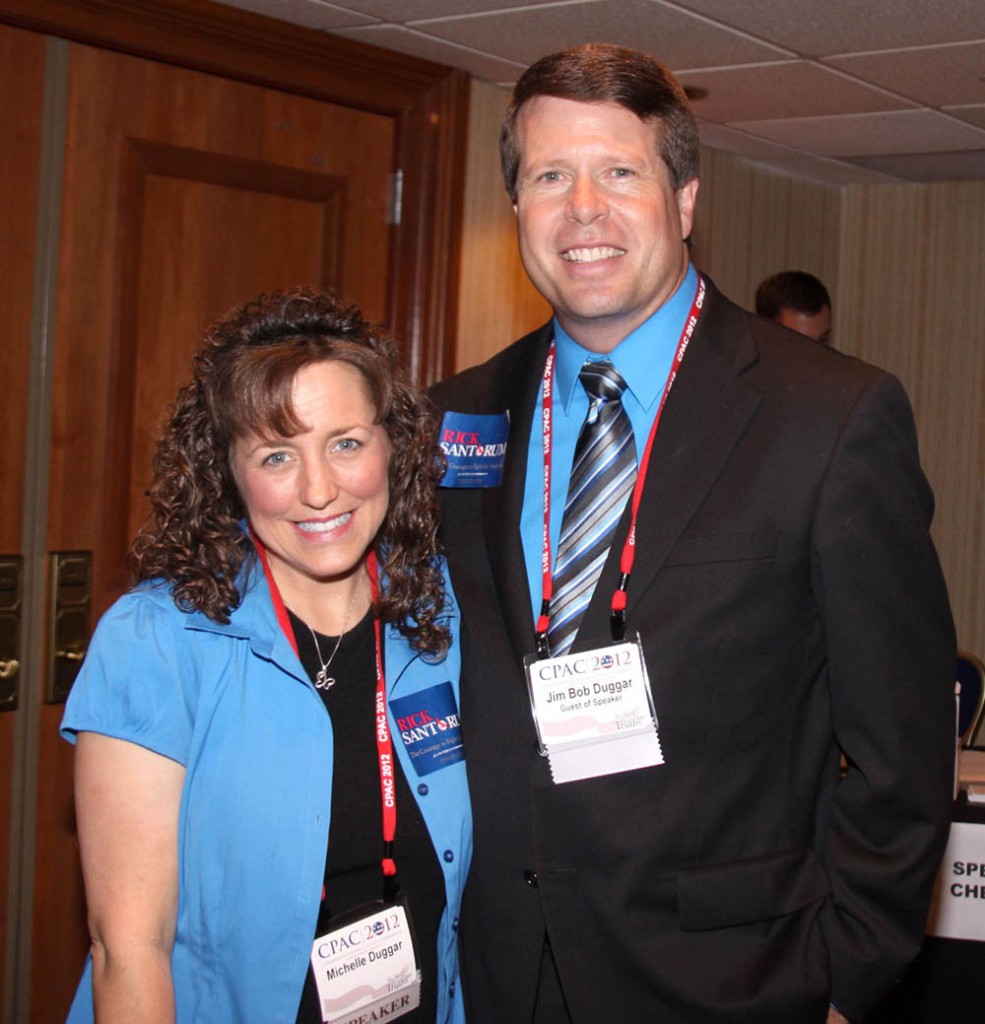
(75, 732), (185, 1023)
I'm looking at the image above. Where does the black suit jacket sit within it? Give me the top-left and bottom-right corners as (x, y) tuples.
(432, 277), (955, 1023)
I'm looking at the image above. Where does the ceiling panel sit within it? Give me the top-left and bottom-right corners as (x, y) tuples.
(672, 0), (985, 56)
(328, 0), (574, 17)
(846, 149), (985, 182)
(733, 109), (985, 157)
(678, 62), (915, 122)
(947, 105), (985, 130)
(333, 23), (527, 81)
(402, 0), (790, 71)
(826, 41), (985, 108)
(216, 0), (377, 29)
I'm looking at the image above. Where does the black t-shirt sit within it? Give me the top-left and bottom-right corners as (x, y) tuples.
(291, 608), (445, 1023)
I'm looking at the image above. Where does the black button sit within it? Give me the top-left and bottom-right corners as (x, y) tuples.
(523, 869), (539, 888)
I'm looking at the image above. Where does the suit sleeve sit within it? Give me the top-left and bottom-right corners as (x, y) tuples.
(812, 371), (955, 1020)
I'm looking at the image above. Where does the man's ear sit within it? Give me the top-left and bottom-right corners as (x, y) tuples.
(677, 178), (699, 240)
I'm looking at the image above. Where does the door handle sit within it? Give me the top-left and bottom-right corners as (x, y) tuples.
(0, 556), (23, 711)
(47, 551), (92, 704)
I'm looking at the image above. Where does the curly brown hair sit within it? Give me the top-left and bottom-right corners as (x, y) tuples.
(131, 287), (450, 655)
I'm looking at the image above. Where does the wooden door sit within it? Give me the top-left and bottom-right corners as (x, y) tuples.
(28, 41), (396, 1022)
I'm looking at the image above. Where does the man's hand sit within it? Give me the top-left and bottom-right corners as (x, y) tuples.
(827, 1008), (850, 1024)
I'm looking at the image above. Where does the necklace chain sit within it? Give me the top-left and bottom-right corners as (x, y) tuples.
(309, 624), (345, 690)
(306, 586), (359, 691)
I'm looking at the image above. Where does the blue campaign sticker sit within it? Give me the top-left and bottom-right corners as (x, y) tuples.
(391, 681), (465, 777)
(439, 411), (509, 488)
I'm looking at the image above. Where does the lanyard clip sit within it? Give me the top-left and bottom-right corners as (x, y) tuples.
(535, 600), (551, 658)
(610, 609), (627, 643)
(610, 576), (629, 642)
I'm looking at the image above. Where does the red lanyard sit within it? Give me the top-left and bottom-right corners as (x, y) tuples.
(251, 530), (397, 879)
(534, 275), (706, 654)
(367, 554), (397, 877)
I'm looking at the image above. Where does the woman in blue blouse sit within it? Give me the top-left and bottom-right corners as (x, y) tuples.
(61, 288), (471, 1024)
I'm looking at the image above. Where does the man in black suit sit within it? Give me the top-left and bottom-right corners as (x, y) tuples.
(432, 44), (954, 1024)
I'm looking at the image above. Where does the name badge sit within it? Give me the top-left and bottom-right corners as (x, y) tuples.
(439, 411), (509, 487)
(524, 632), (664, 784)
(309, 900), (420, 1024)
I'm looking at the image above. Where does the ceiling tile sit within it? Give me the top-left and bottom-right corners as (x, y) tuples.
(403, 0), (789, 72)
(333, 24), (527, 82)
(697, 126), (904, 183)
(672, 0), (985, 56)
(331, 0), (568, 18)
(826, 42), (985, 108)
(754, 155), (903, 185)
(733, 109), (985, 157)
(946, 105), (985, 130)
(845, 150), (985, 182)
(211, 0), (377, 29)
(696, 121), (814, 160)
(682, 61), (915, 123)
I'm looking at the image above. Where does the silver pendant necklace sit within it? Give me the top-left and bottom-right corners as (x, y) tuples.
(309, 623), (345, 690)
(307, 588), (358, 691)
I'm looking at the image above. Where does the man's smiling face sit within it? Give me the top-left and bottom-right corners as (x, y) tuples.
(513, 95), (698, 353)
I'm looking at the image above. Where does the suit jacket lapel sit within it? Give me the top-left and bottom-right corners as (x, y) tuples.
(573, 279), (763, 647)
(483, 325), (554, 662)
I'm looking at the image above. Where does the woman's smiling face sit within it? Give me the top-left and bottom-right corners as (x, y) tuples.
(231, 358), (391, 609)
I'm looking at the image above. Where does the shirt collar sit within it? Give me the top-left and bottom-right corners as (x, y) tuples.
(553, 262), (699, 413)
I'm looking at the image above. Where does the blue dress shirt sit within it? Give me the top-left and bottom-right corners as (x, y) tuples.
(521, 263), (700, 627)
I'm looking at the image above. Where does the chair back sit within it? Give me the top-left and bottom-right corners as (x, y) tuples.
(957, 650), (985, 748)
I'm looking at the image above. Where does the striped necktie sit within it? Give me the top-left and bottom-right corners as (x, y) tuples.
(548, 361), (637, 657)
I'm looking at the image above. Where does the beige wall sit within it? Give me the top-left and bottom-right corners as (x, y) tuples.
(455, 80), (549, 372)
(689, 147), (842, 316)
(838, 182), (985, 660)
(456, 79), (985, 658)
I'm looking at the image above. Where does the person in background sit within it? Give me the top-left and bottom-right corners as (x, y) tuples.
(431, 43), (954, 1024)
(755, 269), (833, 344)
(61, 288), (471, 1024)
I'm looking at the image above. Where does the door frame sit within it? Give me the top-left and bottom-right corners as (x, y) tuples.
(0, 0), (470, 386)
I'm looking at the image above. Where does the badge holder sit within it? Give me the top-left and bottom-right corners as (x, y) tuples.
(524, 631), (664, 784)
(310, 889), (422, 1024)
